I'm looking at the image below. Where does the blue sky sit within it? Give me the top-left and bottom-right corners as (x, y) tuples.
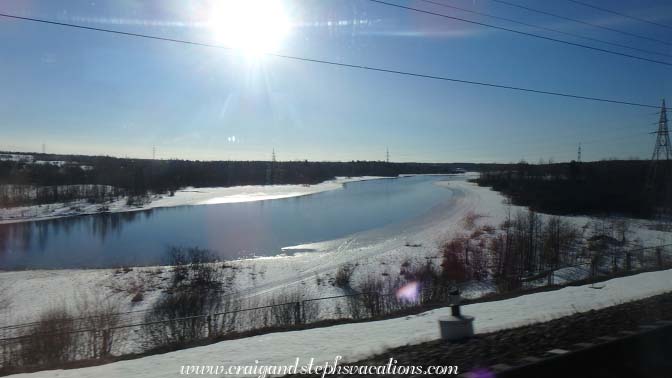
(1, 0), (671, 162)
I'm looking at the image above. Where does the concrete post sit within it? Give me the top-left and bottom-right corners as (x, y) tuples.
(439, 287), (474, 341)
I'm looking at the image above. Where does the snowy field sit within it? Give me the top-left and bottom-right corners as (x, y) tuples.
(0, 176), (385, 224)
(1, 177), (670, 327)
(10, 269), (672, 378)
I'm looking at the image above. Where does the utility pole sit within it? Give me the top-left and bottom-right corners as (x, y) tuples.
(152, 145), (156, 160)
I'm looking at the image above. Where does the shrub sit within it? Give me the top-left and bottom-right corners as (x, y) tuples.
(262, 288), (320, 327)
(131, 291), (144, 303)
(144, 248), (229, 349)
(143, 289), (214, 348)
(167, 247), (221, 290)
(334, 263), (356, 289)
(188, 250), (221, 290)
(167, 247), (189, 286)
(269, 291), (303, 327)
(125, 195), (150, 207)
(345, 294), (367, 320)
(462, 211), (483, 230)
(357, 276), (386, 318)
(441, 238), (469, 284)
(470, 229), (485, 238)
(77, 294), (123, 358)
(18, 308), (76, 367)
(482, 224), (496, 234)
(0, 284), (10, 313)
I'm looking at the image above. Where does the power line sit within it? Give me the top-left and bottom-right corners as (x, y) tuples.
(490, 0), (672, 47)
(416, 0), (672, 60)
(366, 0), (672, 67)
(391, 129), (653, 163)
(563, 0), (672, 31)
(1, 243), (669, 339)
(0, 12), (660, 109)
(446, 130), (652, 156)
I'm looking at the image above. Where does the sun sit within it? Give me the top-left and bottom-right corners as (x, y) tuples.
(209, 0), (291, 57)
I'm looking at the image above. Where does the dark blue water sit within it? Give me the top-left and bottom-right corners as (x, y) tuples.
(0, 175), (453, 269)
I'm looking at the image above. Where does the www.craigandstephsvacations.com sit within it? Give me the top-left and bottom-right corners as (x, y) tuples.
(179, 356), (459, 377)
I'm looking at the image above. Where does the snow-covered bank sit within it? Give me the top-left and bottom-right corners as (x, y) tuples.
(11, 269), (672, 378)
(178, 176), (387, 205)
(0, 179), (486, 324)
(2, 178), (671, 327)
(0, 176), (386, 224)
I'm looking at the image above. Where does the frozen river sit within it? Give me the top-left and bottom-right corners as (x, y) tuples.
(0, 175), (456, 269)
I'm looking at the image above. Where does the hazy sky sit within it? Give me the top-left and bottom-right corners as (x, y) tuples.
(1, 0), (671, 162)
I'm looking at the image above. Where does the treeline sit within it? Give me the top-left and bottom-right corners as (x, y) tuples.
(0, 185), (122, 208)
(0, 152), (471, 206)
(476, 160), (672, 219)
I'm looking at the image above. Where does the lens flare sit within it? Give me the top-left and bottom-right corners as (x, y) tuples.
(396, 281), (420, 302)
(209, 0), (291, 56)
(469, 368), (495, 378)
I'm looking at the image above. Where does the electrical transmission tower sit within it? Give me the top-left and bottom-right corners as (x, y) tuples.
(386, 147), (390, 163)
(650, 100), (670, 161)
(645, 100), (671, 217)
(577, 143), (581, 162)
(266, 148), (277, 185)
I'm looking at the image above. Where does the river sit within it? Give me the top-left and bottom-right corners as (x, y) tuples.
(0, 175), (456, 269)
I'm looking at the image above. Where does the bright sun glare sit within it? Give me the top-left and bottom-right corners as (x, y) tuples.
(209, 0), (291, 57)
